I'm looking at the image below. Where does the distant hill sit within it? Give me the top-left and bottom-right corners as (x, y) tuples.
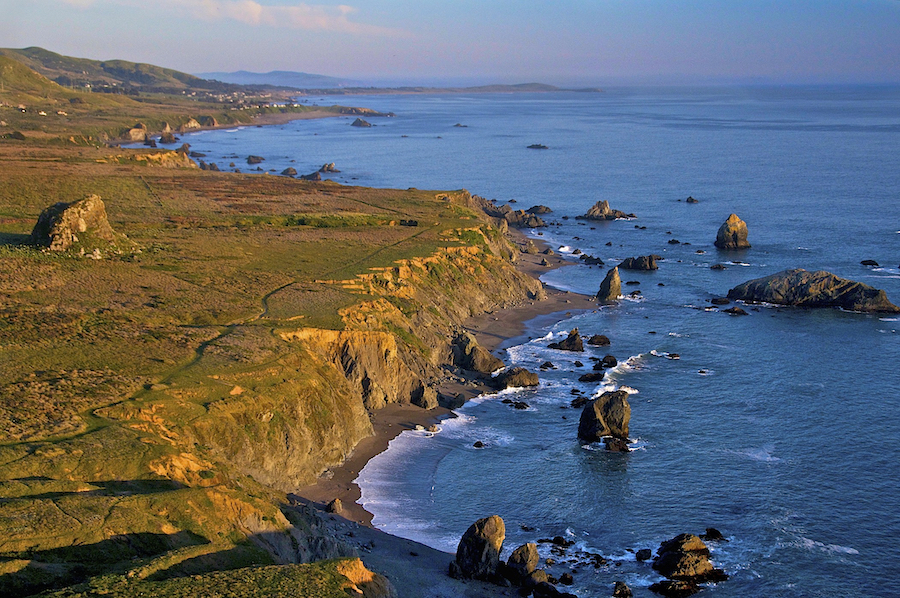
(0, 47), (244, 94)
(198, 70), (358, 89)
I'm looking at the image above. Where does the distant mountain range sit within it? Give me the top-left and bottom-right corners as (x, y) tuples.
(198, 70), (359, 89)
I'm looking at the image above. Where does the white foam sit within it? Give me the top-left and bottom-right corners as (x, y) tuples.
(879, 317), (900, 322)
(795, 536), (860, 555)
(735, 444), (782, 463)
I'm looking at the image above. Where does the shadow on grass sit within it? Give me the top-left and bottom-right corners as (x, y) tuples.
(0, 530), (208, 598)
(0, 232), (31, 247)
(0, 478), (185, 503)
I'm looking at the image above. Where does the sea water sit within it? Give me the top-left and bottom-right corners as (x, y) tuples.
(177, 87), (900, 597)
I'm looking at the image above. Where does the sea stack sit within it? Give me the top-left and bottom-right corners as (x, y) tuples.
(577, 390), (630, 444)
(596, 266), (622, 302)
(714, 213), (750, 249)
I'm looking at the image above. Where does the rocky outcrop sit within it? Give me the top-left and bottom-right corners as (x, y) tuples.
(247, 155), (264, 165)
(467, 195), (546, 228)
(727, 269), (900, 313)
(649, 533), (728, 596)
(527, 205), (552, 214)
(522, 239), (539, 254)
(714, 213), (750, 249)
(577, 200), (635, 221)
(178, 118), (202, 133)
(596, 267), (622, 302)
(30, 194), (125, 252)
(494, 367), (539, 389)
(577, 390), (630, 443)
(507, 543), (539, 580)
(124, 122), (148, 141)
(319, 162), (340, 173)
(449, 516), (505, 580)
(159, 131), (177, 144)
(281, 167), (298, 176)
(300, 171), (322, 181)
(620, 255), (658, 270)
(351, 118), (372, 127)
(336, 558), (398, 598)
(587, 334), (610, 346)
(452, 332), (505, 373)
(548, 328), (584, 352)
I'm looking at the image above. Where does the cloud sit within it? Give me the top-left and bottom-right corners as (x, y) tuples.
(56, 0), (407, 36)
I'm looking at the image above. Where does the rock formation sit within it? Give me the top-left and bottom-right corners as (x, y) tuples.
(449, 515), (505, 580)
(596, 267), (622, 302)
(124, 122), (148, 141)
(351, 118), (372, 127)
(507, 543), (540, 580)
(30, 194), (125, 252)
(468, 195), (546, 228)
(319, 162), (340, 173)
(548, 328), (584, 352)
(301, 171), (322, 181)
(577, 200), (635, 221)
(247, 155), (264, 165)
(577, 390), (630, 443)
(281, 167), (298, 176)
(527, 205), (553, 214)
(452, 332), (505, 373)
(522, 239), (539, 254)
(649, 533), (728, 596)
(620, 255), (658, 270)
(494, 367), (540, 389)
(587, 334), (610, 346)
(714, 213), (750, 249)
(727, 269), (900, 313)
(159, 131), (177, 144)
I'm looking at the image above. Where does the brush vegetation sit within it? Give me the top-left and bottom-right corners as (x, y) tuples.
(0, 51), (537, 597)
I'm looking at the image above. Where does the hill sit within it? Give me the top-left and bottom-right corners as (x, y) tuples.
(0, 47), (243, 95)
(198, 70), (358, 89)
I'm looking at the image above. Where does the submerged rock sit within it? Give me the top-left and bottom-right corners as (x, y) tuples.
(596, 266), (622, 302)
(577, 390), (630, 442)
(727, 268), (900, 313)
(714, 213), (750, 249)
(449, 515), (505, 581)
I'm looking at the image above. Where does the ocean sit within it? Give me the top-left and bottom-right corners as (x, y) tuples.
(174, 87), (900, 597)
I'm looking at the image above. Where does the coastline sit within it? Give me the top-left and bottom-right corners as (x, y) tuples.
(294, 235), (598, 528)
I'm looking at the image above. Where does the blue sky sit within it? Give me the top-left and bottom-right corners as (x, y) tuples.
(2, 0), (899, 85)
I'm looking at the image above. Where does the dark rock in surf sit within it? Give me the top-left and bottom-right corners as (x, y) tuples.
(548, 328), (584, 352)
(527, 205), (553, 214)
(614, 580), (634, 598)
(620, 255), (658, 270)
(494, 367), (539, 389)
(587, 334), (610, 346)
(596, 267), (622, 302)
(577, 390), (630, 442)
(577, 200), (635, 221)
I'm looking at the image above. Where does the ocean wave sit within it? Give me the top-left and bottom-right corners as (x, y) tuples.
(650, 350), (680, 360)
(878, 317), (899, 322)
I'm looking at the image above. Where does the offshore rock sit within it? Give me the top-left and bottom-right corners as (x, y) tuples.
(714, 213), (750, 249)
(548, 328), (584, 352)
(452, 332), (505, 373)
(614, 580), (634, 598)
(596, 266), (622, 302)
(351, 118), (373, 127)
(450, 515), (505, 580)
(727, 269), (900, 313)
(320, 162), (341, 173)
(577, 390), (630, 442)
(649, 579), (701, 598)
(31, 194), (124, 252)
(652, 533), (728, 582)
(494, 367), (540, 389)
(577, 200), (635, 221)
(587, 334), (610, 346)
(527, 205), (553, 214)
(620, 255), (658, 270)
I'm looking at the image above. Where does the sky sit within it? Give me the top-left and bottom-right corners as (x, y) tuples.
(2, 0), (899, 86)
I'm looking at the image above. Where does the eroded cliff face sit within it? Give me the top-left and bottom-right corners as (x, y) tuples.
(182, 221), (545, 492)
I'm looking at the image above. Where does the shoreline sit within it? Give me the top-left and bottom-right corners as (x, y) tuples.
(294, 232), (598, 528)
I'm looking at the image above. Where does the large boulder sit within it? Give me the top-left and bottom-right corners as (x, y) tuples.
(449, 516), (505, 580)
(526, 205), (553, 214)
(507, 543), (540, 580)
(714, 213), (750, 249)
(494, 367), (539, 389)
(620, 255), (658, 270)
(548, 328), (584, 352)
(727, 268), (900, 313)
(596, 267), (622, 302)
(577, 200), (635, 221)
(30, 195), (123, 252)
(452, 332), (505, 373)
(577, 390), (630, 442)
(652, 533), (728, 585)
